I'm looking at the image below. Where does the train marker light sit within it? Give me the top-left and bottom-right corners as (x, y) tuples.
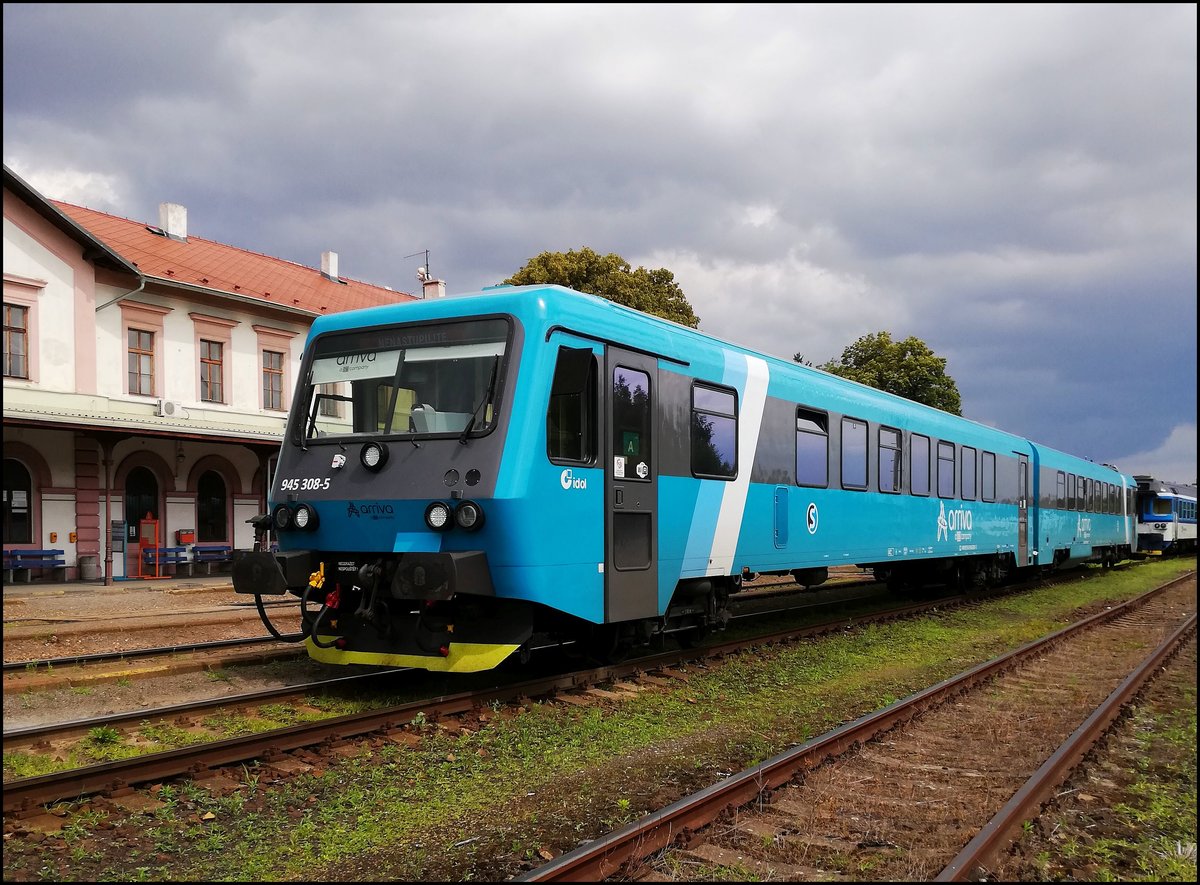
(294, 503), (319, 530)
(425, 501), (452, 531)
(360, 441), (389, 471)
(454, 500), (485, 531)
(272, 504), (294, 531)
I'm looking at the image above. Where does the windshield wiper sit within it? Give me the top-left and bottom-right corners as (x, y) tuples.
(459, 356), (501, 445)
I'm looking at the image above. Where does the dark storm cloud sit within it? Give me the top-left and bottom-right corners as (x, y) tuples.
(3, 3), (1195, 480)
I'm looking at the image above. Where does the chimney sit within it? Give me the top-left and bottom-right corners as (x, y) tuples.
(321, 250), (339, 281)
(159, 202), (187, 241)
(422, 278), (446, 299)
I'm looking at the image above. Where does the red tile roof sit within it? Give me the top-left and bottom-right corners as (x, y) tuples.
(52, 201), (415, 315)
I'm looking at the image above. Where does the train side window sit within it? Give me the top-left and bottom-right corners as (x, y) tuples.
(691, 383), (737, 479)
(841, 417), (868, 490)
(961, 446), (977, 500)
(546, 346), (596, 465)
(1067, 474), (1077, 510)
(1056, 471), (1066, 509)
(613, 366), (651, 480)
(878, 426), (902, 493)
(1087, 478), (1095, 512)
(795, 408), (828, 487)
(937, 441), (955, 498)
(981, 451), (996, 502)
(910, 433), (930, 496)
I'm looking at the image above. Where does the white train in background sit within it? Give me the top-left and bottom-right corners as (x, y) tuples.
(1134, 475), (1197, 555)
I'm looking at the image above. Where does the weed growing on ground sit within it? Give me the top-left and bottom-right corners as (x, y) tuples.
(6, 558), (1192, 883)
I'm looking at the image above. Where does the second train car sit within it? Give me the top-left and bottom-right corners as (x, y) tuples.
(233, 284), (1138, 671)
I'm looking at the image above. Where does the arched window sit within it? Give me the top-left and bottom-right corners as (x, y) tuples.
(197, 471), (228, 542)
(3, 458), (33, 543)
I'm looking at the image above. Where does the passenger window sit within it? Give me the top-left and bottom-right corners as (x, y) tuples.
(937, 441), (955, 498)
(1068, 474), (1077, 510)
(795, 408), (828, 487)
(612, 366), (651, 480)
(981, 451), (996, 502)
(841, 417), (868, 490)
(1056, 471), (1066, 509)
(910, 434), (930, 496)
(691, 383), (737, 479)
(878, 426), (902, 493)
(961, 446), (977, 500)
(546, 346), (597, 464)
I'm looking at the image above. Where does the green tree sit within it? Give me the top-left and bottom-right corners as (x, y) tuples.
(504, 247), (700, 328)
(810, 331), (963, 415)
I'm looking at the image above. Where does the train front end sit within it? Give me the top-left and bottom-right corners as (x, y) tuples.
(233, 305), (531, 672)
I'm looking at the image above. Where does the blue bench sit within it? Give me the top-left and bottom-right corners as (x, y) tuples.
(142, 546), (191, 576)
(192, 544), (233, 574)
(3, 548), (67, 582)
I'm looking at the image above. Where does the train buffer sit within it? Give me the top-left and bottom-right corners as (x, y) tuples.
(2, 548), (67, 582)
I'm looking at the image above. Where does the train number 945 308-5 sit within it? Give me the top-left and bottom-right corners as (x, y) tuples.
(279, 477), (331, 491)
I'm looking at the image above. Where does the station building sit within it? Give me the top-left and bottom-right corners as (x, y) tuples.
(3, 165), (438, 581)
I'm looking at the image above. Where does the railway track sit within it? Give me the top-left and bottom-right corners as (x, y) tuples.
(1, 564), (1137, 815)
(2, 633), (304, 673)
(1, 574), (878, 693)
(514, 571), (1196, 882)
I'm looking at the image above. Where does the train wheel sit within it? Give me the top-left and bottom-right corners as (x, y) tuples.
(676, 625), (709, 649)
(583, 625), (630, 664)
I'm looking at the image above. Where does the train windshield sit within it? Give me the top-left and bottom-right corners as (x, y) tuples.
(297, 317), (510, 442)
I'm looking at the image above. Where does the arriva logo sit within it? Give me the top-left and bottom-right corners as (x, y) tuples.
(560, 468), (587, 490)
(937, 501), (972, 541)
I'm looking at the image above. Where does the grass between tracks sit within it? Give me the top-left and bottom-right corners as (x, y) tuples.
(1022, 666), (1197, 882)
(3, 558), (1194, 882)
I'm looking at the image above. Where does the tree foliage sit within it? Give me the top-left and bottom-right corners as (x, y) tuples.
(809, 331), (963, 415)
(505, 247), (700, 328)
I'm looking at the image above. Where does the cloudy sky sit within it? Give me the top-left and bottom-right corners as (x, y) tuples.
(4, 4), (1196, 481)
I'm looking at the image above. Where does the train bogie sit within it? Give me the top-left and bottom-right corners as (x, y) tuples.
(233, 285), (1140, 672)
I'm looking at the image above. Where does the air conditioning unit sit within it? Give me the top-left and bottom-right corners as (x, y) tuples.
(156, 399), (187, 418)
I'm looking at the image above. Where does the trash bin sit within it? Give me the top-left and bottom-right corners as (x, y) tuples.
(78, 554), (100, 581)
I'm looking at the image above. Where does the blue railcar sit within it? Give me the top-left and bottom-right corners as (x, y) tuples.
(1134, 476), (1197, 555)
(233, 285), (1138, 672)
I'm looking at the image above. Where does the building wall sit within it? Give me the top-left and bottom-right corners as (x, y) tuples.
(3, 202), (87, 393)
(4, 187), (310, 582)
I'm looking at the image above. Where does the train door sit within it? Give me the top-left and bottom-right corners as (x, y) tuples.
(1016, 453), (1030, 565)
(604, 347), (659, 622)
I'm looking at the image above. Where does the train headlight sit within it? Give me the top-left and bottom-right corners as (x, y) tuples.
(293, 503), (319, 530)
(272, 504), (294, 531)
(424, 501), (452, 532)
(454, 500), (485, 531)
(360, 441), (389, 471)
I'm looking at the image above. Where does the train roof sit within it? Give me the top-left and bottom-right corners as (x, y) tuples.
(1134, 476), (1198, 496)
(306, 284), (1133, 479)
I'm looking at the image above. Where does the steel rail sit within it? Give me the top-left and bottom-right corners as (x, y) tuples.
(3, 633), (304, 672)
(0, 591), (997, 813)
(514, 571), (1195, 882)
(1, 667), (408, 743)
(935, 610), (1197, 881)
(1, 565), (1161, 814)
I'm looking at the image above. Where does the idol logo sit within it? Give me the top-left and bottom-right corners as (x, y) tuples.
(560, 468), (588, 490)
